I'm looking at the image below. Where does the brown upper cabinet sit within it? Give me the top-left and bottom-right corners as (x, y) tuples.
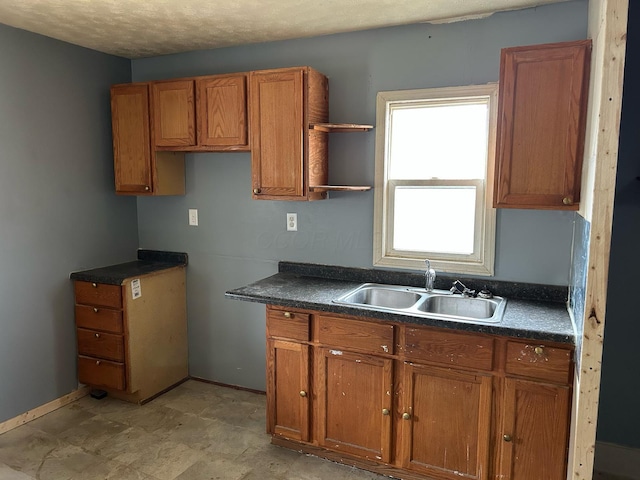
(494, 39), (591, 210)
(151, 74), (248, 151)
(110, 83), (185, 195)
(151, 79), (196, 147)
(110, 68), (369, 197)
(250, 67), (329, 201)
(197, 74), (248, 147)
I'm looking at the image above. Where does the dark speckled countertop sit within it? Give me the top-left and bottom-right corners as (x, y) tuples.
(70, 250), (188, 285)
(226, 262), (575, 344)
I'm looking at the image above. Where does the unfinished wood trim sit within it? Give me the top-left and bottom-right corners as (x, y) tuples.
(0, 386), (91, 435)
(569, 1), (629, 479)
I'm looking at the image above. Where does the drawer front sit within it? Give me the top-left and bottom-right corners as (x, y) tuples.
(75, 305), (123, 334)
(267, 308), (310, 342)
(75, 281), (122, 309)
(77, 328), (125, 362)
(78, 355), (125, 391)
(505, 341), (572, 384)
(403, 327), (494, 371)
(317, 315), (394, 355)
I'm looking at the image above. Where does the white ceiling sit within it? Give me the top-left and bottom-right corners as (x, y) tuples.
(0, 0), (570, 59)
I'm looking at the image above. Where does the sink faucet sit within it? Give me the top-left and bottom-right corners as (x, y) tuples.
(425, 259), (436, 292)
(450, 280), (476, 297)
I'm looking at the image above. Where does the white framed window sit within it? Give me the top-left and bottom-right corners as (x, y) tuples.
(373, 84), (497, 275)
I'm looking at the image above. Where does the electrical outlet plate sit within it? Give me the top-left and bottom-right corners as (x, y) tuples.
(287, 213), (297, 231)
(188, 209), (198, 226)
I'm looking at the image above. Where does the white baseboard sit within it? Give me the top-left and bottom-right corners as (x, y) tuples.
(0, 386), (91, 435)
(595, 441), (640, 479)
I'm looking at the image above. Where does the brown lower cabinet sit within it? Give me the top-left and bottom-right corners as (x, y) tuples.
(73, 266), (188, 403)
(265, 305), (573, 480)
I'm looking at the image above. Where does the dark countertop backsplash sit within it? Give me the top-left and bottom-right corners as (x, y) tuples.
(278, 261), (568, 303)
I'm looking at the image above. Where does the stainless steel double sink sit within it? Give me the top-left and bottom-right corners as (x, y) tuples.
(333, 283), (506, 324)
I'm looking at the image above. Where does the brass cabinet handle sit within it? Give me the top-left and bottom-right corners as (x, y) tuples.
(382, 408), (390, 416)
(503, 434), (512, 442)
(95, 333), (100, 338)
(402, 413), (411, 420)
(92, 283), (97, 288)
(95, 360), (101, 366)
(534, 346), (544, 355)
(144, 186), (150, 191)
(93, 308), (99, 313)
(283, 312), (293, 318)
(299, 391), (307, 397)
(562, 197), (572, 205)
(253, 188), (261, 194)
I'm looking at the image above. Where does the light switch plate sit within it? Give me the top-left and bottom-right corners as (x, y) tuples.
(188, 209), (198, 226)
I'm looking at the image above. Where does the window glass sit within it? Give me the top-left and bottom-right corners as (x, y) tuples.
(388, 102), (489, 180)
(392, 186), (476, 254)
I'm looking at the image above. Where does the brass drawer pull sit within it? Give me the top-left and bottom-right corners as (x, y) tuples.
(95, 360), (101, 366)
(382, 408), (390, 416)
(95, 333), (100, 338)
(503, 434), (513, 442)
(92, 283), (97, 288)
(93, 308), (99, 313)
(534, 346), (544, 355)
(283, 312), (293, 318)
(402, 412), (411, 420)
(299, 390), (307, 397)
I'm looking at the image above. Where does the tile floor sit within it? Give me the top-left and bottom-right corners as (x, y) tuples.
(0, 380), (388, 480)
(0, 380), (628, 480)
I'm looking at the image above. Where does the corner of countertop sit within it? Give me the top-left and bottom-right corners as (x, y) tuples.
(69, 250), (188, 285)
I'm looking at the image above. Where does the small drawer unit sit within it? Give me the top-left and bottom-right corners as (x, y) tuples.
(74, 281), (122, 308)
(403, 326), (494, 371)
(71, 265), (188, 403)
(267, 306), (310, 342)
(78, 355), (126, 391)
(77, 328), (125, 362)
(75, 304), (123, 334)
(316, 314), (394, 355)
(74, 281), (126, 391)
(505, 341), (572, 384)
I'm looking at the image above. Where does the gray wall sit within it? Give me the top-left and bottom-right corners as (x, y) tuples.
(597, 0), (640, 449)
(0, 24), (138, 422)
(133, 1), (589, 390)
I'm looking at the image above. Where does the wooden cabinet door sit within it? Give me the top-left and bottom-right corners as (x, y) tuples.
(250, 68), (305, 199)
(110, 84), (153, 194)
(197, 74), (247, 147)
(400, 362), (492, 480)
(266, 339), (310, 442)
(151, 80), (196, 147)
(316, 348), (393, 463)
(494, 40), (591, 209)
(496, 378), (570, 480)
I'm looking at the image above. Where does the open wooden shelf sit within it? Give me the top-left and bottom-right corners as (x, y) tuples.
(310, 123), (373, 133)
(308, 122), (373, 194)
(309, 185), (372, 193)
